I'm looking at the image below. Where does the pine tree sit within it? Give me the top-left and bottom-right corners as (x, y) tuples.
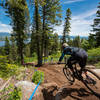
(30, 9), (42, 57)
(34, 0), (42, 66)
(24, 44), (30, 57)
(81, 39), (89, 51)
(30, 0), (44, 66)
(92, 2), (100, 47)
(52, 33), (59, 53)
(9, 35), (17, 62)
(88, 33), (96, 48)
(4, 36), (10, 55)
(3, 0), (30, 64)
(62, 8), (71, 44)
(42, 0), (62, 57)
(72, 36), (81, 47)
(0, 47), (5, 56)
(67, 38), (73, 46)
(48, 33), (59, 54)
(30, 30), (37, 56)
(30, 0), (62, 66)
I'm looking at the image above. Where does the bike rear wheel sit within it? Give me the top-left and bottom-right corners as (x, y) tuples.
(82, 68), (100, 97)
(63, 66), (75, 83)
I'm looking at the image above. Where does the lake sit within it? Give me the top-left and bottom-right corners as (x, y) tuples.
(0, 41), (5, 47)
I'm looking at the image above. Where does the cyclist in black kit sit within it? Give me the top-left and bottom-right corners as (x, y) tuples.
(58, 43), (88, 73)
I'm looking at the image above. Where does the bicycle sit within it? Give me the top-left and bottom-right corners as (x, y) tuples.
(62, 62), (100, 97)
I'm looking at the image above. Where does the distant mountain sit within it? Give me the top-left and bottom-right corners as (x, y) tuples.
(0, 32), (11, 37)
(0, 32), (88, 39)
(58, 35), (88, 39)
(0, 32), (88, 47)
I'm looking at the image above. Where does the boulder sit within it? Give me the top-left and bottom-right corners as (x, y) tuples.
(86, 65), (95, 69)
(42, 82), (59, 100)
(15, 81), (44, 100)
(42, 82), (58, 89)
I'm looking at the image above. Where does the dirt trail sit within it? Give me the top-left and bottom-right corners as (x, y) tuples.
(38, 64), (100, 100)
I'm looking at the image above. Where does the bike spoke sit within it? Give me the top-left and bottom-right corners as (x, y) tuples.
(63, 67), (75, 83)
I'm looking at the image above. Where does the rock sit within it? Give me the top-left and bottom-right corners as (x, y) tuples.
(42, 82), (59, 100)
(55, 91), (61, 100)
(15, 81), (44, 100)
(86, 65), (95, 69)
(42, 82), (58, 89)
(92, 69), (100, 75)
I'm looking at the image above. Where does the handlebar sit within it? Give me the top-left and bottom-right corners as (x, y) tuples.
(58, 62), (67, 64)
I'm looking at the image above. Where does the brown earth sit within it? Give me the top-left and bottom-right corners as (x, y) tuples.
(0, 64), (100, 100)
(38, 64), (100, 100)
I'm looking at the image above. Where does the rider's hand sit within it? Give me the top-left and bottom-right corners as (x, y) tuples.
(57, 61), (61, 64)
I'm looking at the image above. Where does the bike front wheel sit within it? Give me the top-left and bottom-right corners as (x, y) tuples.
(82, 68), (100, 97)
(63, 67), (75, 83)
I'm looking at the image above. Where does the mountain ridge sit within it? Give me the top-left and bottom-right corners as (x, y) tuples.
(0, 32), (88, 39)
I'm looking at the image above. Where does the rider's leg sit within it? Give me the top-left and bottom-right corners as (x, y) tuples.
(75, 49), (88, 74)
(67, 57), (77, 85)
(67, 56), (77, 74)
(67, 57), (74, 70)
(79, 56), (87, 75)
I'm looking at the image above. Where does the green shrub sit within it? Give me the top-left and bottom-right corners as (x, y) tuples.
(24, 57), (37, 63)
(87, 47), (100, 63)
(7, 87), (22, 100)
(0, 84), (22, 100)
(24, 53), (37, 63)
(50, 51), (61, 58)
(94, 62), (100, 69)
(0, 55), (18, 79)
(32, 71), (44, 84)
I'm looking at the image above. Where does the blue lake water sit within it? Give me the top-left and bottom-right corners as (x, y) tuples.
(0, 41), (5, 47)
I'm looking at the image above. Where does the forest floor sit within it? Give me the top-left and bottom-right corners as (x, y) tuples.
(0, 64), (100, 100)
(38, 64), (100, 100)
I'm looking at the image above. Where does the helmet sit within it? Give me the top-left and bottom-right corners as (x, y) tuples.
(62, 43), (69, 48)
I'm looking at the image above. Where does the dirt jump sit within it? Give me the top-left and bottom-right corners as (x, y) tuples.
(38, 64), (100, 100)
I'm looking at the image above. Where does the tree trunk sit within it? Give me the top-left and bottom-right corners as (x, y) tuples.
(21, 48), (24, 65)
(35, 3), (42, 66)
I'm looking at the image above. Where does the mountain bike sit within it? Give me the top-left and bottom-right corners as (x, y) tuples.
(62, 63), (100, 97)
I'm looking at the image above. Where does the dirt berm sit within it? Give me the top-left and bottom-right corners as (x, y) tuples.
(37, 64), (100, 100)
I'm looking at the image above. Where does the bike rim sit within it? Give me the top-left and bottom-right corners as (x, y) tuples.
(63, 68), (75, 83)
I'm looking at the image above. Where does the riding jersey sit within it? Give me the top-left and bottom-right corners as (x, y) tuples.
(59, 46), (88, 62)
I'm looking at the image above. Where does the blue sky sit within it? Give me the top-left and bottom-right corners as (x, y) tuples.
(0, 0), (99, 36)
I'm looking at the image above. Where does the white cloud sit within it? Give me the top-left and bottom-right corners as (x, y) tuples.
(0, 22), (12, 33)
(71, 19), (92, 36)
(63, 0), (84, 4)
(72, 8), (97, 19)
(54, 9), (96, 36)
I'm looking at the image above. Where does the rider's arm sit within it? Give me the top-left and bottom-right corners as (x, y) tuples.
(59, 52), (65, 62)
(58, 47), (71, 62)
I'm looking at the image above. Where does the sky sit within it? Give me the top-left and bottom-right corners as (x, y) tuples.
(0, 0), (99, 36)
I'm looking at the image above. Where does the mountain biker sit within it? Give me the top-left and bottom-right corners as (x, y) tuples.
(58, 43), (88, 74)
